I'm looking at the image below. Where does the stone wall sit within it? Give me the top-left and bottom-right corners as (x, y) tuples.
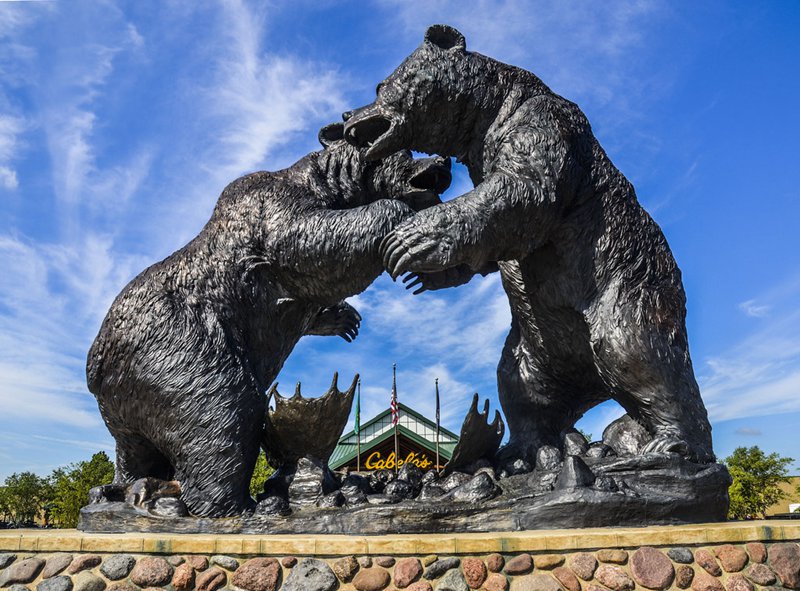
(0, 523), (798, 591)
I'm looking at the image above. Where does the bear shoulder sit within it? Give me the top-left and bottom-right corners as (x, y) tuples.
(484, 94), (592, 182)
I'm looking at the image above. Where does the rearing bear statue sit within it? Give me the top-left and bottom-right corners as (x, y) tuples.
(86, 123), (451, 517)
(344, 24), (714, 467)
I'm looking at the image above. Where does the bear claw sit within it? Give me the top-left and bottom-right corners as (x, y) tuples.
(641, 435), (691, 458)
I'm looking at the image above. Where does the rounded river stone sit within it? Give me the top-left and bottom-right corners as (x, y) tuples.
(505, 554), (533, 576)
(72, 572), (106, 591)
(394, 558), (423, 588)
(630, 547), (675, 590)
(37, 576), (73, 591)
(352, 567), (390, 591)
(569, 553), (598, 580)
(435, 569), (469, 591)
(424, 558), (460, 580)
(509, 574), (562, 591)
(130, 557), (174, 588)
(595, 564), (634, 591)
(768, 543), (800, 589)
(210, 556), (239, 571)
(668, 549), (695, 565)
(462, 557), (487, 588)
(714, 545), (748, 573)
(281, 558), (337, 591)
(100, 555), (136, 581)
(42, 555), (73, 580)
(231, 558), (281, 591)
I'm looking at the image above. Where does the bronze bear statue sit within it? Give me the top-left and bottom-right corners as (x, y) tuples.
(86, 123), (451, 516)
(344, 24), (714, 468)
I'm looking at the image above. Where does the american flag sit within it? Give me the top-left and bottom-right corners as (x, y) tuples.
(390, 363), (398, 426)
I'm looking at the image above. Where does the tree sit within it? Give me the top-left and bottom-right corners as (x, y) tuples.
(0, 486), (12, 521)
(2, 472), (48, 523)
(48, 452), (115, 528)
(249, 452), (274, 499)
(725, 446), (795, 520)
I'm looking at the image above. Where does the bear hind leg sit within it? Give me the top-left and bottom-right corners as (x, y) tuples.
(590, 291), (715, 463)
(112, 431), (175, 484)
(171, 394), (263, 517)
(175, 437), (259, 517)
(495, 322), (608, 469)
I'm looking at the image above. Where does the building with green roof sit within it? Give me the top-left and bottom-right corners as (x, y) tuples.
(329, 403), (459, 473)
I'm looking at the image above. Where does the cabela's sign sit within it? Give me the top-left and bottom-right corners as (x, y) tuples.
(365, 450), (433, 471)
(329, 404), (457, 472)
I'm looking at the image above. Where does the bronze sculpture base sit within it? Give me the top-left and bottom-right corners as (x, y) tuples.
(78, 455), (729, 534)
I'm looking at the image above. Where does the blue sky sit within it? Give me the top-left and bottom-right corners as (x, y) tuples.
(1, 1), (798, 480)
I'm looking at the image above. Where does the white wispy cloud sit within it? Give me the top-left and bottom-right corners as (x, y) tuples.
(0, 230), (151, 476)
(0, 1), (359, 479)
(40, 27), (148, 215)
(0, 166), (17, 190)
(641, 157), (702, 216)
(700, 275), (800, 422)
(353, 273), (511, 374)
(378, 0), (663, 123)
(734, 428), (762, 436)
(0, 115), (24, 190)
(0, 4), (155, 451)
(30, 434), (115, 453)
(206, 0), (347, 178)
(142, 0), (350, 250)
(0, 236), (105, 429)
(738, 298), (770, 318)
(0, 3), (40, 193)
(0, 1), (44, 38)
(277, 272), (511, 434)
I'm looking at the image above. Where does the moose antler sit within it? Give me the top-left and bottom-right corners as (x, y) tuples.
(443, 393), (505, 475)
(262, 373), (357, 468)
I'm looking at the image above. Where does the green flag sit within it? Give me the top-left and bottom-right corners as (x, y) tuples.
(354, 378), (361, 435)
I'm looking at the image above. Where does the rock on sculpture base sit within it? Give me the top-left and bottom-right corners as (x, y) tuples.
(78, 455), (730, 534)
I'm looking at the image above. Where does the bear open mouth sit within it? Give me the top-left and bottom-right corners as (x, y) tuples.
(400, 156), (452, 211)
(409, 157), (452, 195)
(344, 114), (396, 160)
(345, 116), (391, 147)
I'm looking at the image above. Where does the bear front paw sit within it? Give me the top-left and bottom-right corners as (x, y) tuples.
(309, 302), (362, 342)
(380, 226), (454, 279)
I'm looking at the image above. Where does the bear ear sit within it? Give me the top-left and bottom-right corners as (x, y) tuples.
(424, 24), (466, 52)
(318, 122), (345, 147)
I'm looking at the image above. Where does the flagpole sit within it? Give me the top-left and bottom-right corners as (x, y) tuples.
(356, 378), (361, 473)
(392, 363), (399, 475)
(435, 378), (441, 474)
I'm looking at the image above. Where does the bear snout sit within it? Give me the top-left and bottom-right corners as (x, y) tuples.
(343, 107), (401, 160)
(410, 155), (452, 195)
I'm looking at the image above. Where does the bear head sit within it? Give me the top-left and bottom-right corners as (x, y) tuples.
(317, 121), (451, 211)
(342, 25), (494, 161)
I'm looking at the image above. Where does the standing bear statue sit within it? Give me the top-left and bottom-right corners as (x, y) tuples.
(86, 123), (451, 517)
(344, 25), (715, 468)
